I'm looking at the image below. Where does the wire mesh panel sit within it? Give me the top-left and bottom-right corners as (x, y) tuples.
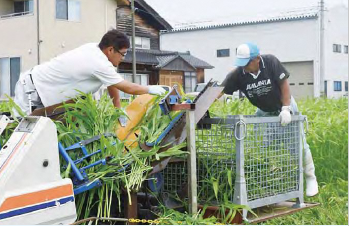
(161, 115), (304, 214)
(196, 123), (236, 203)
(243, 119), (300, 201)
(162, 160), (188, 194)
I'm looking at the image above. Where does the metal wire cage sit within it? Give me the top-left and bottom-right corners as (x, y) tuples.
(162, 115), (305, 219)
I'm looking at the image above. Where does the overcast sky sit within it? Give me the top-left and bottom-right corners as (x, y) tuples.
(145, 0), (348, 28)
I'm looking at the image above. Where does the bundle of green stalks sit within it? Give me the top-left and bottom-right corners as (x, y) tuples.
(56, 92), (187, 220)
(0, 96), (25, 146)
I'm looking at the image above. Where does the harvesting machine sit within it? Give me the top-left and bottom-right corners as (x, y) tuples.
(0, 81), (222, 224)
(0, 81), (318, 224)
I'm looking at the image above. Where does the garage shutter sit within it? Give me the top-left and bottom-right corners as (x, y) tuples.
(282, 61), (314, 99)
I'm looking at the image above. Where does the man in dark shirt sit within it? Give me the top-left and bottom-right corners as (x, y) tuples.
(221, 43), (318, 196)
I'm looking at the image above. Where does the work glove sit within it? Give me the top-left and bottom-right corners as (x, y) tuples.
(148, 85), (166, 95)
(279, 106), (292, 126)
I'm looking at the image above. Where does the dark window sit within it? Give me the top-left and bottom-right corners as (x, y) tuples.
(56, 0), (80, 21)
(184, 72), (197, 93)
(217, 49), (230, 57)
(334, 81), (342, 91)
(299, 83), (304, 85)
(0, 57), (21, 97)
(56, 0), (68, 19)
(345, 81), (348, 91)
(10, 58), (21, 96)
(307, 82), (314, 85)
(289, 83), (295, 86)
(14, 0), (33, 14)
(344, 45), (348, 54)
(333, 44), (342, 53)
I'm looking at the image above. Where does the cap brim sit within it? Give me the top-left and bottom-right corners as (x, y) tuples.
(235, 58), (250, 67)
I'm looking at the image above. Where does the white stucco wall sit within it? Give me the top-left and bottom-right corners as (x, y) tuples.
(323, 5), (348, 98)
(0, 12), (38, 72)
(39, 0), (118, 63)
(161, 19), (319, 92)
(161, 7), (348, 98)
(0, 0), (118, 68)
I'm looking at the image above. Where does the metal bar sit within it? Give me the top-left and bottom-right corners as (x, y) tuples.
(124, 192), (138, 225)
(294, 118), (305, 208)
(58, 142), (85, 181)
(73, 217), (129, 225)
(186, 110), (197, 214)
(248, 191), (303, 209)
(199, 116), (305, 125)
(171, 103), (195, 111)
(248, 201), (320, 224)
(233, 115), (248, 220)
(80, 159), (106, 172)
(0, 11), (33, 19)
(131, 0), (136, 84)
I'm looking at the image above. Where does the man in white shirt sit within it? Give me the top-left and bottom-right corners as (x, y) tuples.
(14, 29), (165, 114)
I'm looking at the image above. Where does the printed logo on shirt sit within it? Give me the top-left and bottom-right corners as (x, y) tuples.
(279, 73), (286, 80)
(246, 79), (271, 90)
(246, 79), (272, 98)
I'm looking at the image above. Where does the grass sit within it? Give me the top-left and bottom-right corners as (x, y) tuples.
(265, 98), (348, 225)
(55, 92), (188, 220)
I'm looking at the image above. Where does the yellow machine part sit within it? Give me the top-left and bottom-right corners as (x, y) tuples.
(116, 94), (156, 148)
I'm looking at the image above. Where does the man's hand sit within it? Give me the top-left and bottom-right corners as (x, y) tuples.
(148, 85), (166, 95)
(279, 106), (292, 126)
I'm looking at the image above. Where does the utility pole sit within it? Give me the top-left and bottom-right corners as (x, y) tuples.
(319, 0), (325, 96)
(131, 0), (136, 83)
(36, 0), (40, 64)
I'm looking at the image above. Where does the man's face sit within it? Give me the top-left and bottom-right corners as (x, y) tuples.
(106, 47), (128, 67)
(244, 56), (260, 73)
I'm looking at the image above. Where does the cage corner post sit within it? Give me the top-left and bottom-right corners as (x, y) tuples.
(233, 115), (248, 220)
(293, 115), (306, 208)
(186, 109), (198, 214)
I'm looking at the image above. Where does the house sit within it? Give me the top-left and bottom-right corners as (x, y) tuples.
(115, 0), (213, 96)
(0, 0), (126, 99)
(160, 4), (348, 99)
(0, 0), (213, 100)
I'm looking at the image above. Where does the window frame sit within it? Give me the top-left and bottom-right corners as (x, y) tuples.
(217, 49), (230, 58)
(333, 44), (342, 53)
(184, 71), (197, 93)
(0, 57), (21, 97)
(56, 0), (81, 22)
(14, 0), (34, 14)
(129, 36), (151, 49)
(334, 81), (342, 91)
(119, 73), (149, 98)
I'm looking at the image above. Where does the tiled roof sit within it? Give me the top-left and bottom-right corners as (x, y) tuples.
(179, 53), (213, 69)
(156, 55), (178, 68)
(163, 10), (318, 33)
(123, 49), (214, 69)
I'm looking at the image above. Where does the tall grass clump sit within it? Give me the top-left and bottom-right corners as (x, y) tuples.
(56, 92), (187, 220)
(266, 97), (348, 225)
(0, 97), (26, 146)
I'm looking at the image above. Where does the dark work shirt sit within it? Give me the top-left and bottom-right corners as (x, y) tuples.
(222, 54), (290, 112)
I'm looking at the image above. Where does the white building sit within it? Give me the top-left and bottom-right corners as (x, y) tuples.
(160, 4), (348, 99)
(0, 0), (125, 99)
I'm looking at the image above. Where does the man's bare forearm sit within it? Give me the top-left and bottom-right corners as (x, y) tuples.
(280, 79), (291, 106)
(108, 86), (121, 108)
(112, 80), (149, 95)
